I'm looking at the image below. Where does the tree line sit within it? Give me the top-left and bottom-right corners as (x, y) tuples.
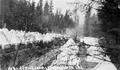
(0, 0), (75, 33)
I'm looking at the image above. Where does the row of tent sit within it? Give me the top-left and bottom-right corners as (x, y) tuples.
(0, 28), (66, 49)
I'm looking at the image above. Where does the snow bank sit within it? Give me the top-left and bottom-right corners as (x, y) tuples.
(81, 37), (99, 45)
(94, 61), (117, 70)
(0, 28), (66, 49)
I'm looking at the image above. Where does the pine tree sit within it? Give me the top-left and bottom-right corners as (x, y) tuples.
(35, 0), (43, 28)
(49, 0), (53, 15)
(98, 0), (120, 65)
(3, 0), (17, 29)
(98, 0), (120, 43)
(63, 10), (70, 28)
(44, 1), (49, 15)
(37, 0), (43, 15)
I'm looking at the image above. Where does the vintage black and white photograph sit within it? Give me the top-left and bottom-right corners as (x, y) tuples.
(0, 0), (119, 70)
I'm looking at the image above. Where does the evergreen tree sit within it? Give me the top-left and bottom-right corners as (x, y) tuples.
(63, 10), (70, 28)
(44, 1), (49, 15)
(35, 0), (43, 28)
(36, 0), (43, 15)
(3, 0), (17, 29)
(63, 10), (75, 28)
(98, 0), (120, 44)
(98, 0), (120, 65)
(49, 0), (53, 15)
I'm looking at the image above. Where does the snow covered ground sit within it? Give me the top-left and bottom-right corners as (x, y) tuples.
(0, 28), (66, 49)
(46, 37), (117, 70)
(0, 28), (117, 70)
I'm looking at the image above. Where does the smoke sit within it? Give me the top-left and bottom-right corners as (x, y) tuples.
(65, 6), (100, 38)
(65, 9), (86, 38)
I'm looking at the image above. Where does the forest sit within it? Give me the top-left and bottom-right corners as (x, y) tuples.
(0, 0), (76, 33)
